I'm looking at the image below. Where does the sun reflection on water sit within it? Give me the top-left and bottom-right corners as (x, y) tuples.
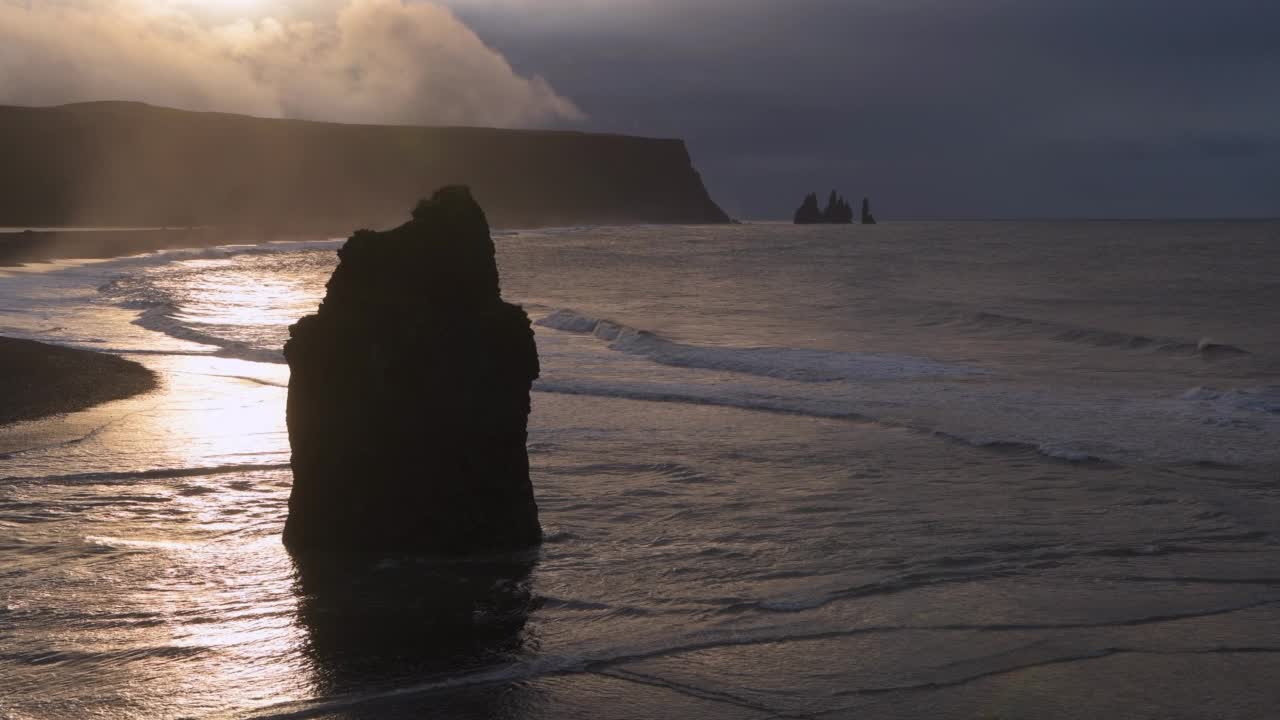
(0, 339), (326, 715)
(168, 259), (319, 330)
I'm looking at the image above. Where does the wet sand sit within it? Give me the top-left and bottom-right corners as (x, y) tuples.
(0, 337), (157, 424)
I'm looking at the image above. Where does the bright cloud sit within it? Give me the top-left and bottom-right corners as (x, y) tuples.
(0, 0), (583, 127)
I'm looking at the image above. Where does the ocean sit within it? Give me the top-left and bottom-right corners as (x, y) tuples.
(1, 221), (1278, 719)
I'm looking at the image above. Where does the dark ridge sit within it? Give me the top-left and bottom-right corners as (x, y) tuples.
(0, 337), (157, 424)
(0, 101), (730, 233)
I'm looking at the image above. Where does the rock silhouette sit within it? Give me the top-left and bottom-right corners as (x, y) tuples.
(793, 192), (823, 224)
(0, 102), (730, 230)
(826, 191), (855, 223)
(861, 197), (878, 225)
(793, 190), (855, 224)
(283, 186), (541, 553)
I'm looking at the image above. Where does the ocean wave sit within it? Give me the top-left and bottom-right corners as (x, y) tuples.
(105, 238), (345, 268)
(537, 308), (983, 382)
(537, 377), (1225, 467)
(1182, 385), (1280, 415)
(0, 462), (291, 487)
(940, 311), (1250, 358)
(534, 378), (869, 421)
(97, 269), (292, 364)
(131, 304), (286, 364)
(929, 431), (1110, 463)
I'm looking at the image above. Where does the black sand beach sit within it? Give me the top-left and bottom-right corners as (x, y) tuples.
(0, 337), (156, 424)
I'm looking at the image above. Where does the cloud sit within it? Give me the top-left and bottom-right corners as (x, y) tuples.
(445, 0), (1280, 217)
(0, 0), (582, 127)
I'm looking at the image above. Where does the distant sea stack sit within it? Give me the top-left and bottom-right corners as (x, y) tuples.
(861, 197), (877, 225)
(793, 190), (855, 224)
(282, 186), (541, 553)
(0, 102), (729, 230)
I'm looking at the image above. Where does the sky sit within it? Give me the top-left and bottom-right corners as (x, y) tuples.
(2, 0), (1278, 218)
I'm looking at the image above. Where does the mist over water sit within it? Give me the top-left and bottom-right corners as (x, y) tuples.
(1, 221), (1279, 717)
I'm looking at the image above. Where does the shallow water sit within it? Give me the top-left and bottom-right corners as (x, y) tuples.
(1, 221), (1278, 718)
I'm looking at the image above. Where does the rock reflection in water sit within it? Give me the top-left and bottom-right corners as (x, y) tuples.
(291, 551), (541, 718)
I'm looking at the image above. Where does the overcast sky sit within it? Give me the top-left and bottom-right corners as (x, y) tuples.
(4, 0), (1278, 218)
(438, 0), (1280, 219)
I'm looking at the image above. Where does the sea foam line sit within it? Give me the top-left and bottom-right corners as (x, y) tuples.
(536, 308), (985, 382)
(0, 462), (291, 487)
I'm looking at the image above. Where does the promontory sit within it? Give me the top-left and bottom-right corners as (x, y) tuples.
(0, 102), (729, 232)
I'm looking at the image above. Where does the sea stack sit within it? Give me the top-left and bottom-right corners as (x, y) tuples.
(861, 197), (877, 225)
(793, 190), (854, 224)
(282, 186), (541, 554)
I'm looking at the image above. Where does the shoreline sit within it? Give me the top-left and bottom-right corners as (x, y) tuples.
(0, 228), (320, 267)
(0, 337), (158, 425)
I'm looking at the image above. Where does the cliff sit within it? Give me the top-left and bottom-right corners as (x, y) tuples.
(0, 102), (729, 231)
(283, 186), (541, 553)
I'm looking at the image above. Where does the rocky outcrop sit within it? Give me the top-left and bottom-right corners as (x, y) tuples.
(826, 191), (855, 223)
(282, 186), (541, 554)
(861, 197), (878, 225)
(793, 192), (823, 224)
(793, 190), (855, 224)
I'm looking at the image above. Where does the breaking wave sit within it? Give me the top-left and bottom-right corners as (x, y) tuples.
(536, 308), (984, 382)
(129, 302), (286, 364)
(939, 311), (1250, 359)
(1183, 385), (1280, 416)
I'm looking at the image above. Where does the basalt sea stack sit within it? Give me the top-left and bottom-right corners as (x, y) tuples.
(793, 190), (855, 224)
(283, 186), (541, 553)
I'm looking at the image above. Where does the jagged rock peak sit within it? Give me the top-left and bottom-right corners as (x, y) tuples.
(320, 185), (500, 312)
(861, 197), (877, 225)
(794, 189), (854, 224)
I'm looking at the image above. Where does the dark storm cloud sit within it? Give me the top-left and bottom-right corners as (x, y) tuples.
(443, 0), (1280, 218)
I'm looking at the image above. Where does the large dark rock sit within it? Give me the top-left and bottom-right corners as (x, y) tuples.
(283, 186), (541, 554)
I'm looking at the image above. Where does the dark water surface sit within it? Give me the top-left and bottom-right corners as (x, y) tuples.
(1, 221), (1278, 718)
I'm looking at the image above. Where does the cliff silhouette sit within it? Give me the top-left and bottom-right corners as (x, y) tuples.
(0, 102), (729, 231)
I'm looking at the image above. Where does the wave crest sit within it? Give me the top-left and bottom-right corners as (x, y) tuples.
(943, 311), (1250, 358)
(537, 309), (983, 382)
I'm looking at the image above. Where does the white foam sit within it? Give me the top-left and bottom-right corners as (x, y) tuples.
(537, 309), (983, 383)
(131, 304), (286, 364)
(1184, 385), (1280, 412)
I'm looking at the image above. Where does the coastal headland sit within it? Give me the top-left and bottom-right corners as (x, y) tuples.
(0, 101), (730, 233)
